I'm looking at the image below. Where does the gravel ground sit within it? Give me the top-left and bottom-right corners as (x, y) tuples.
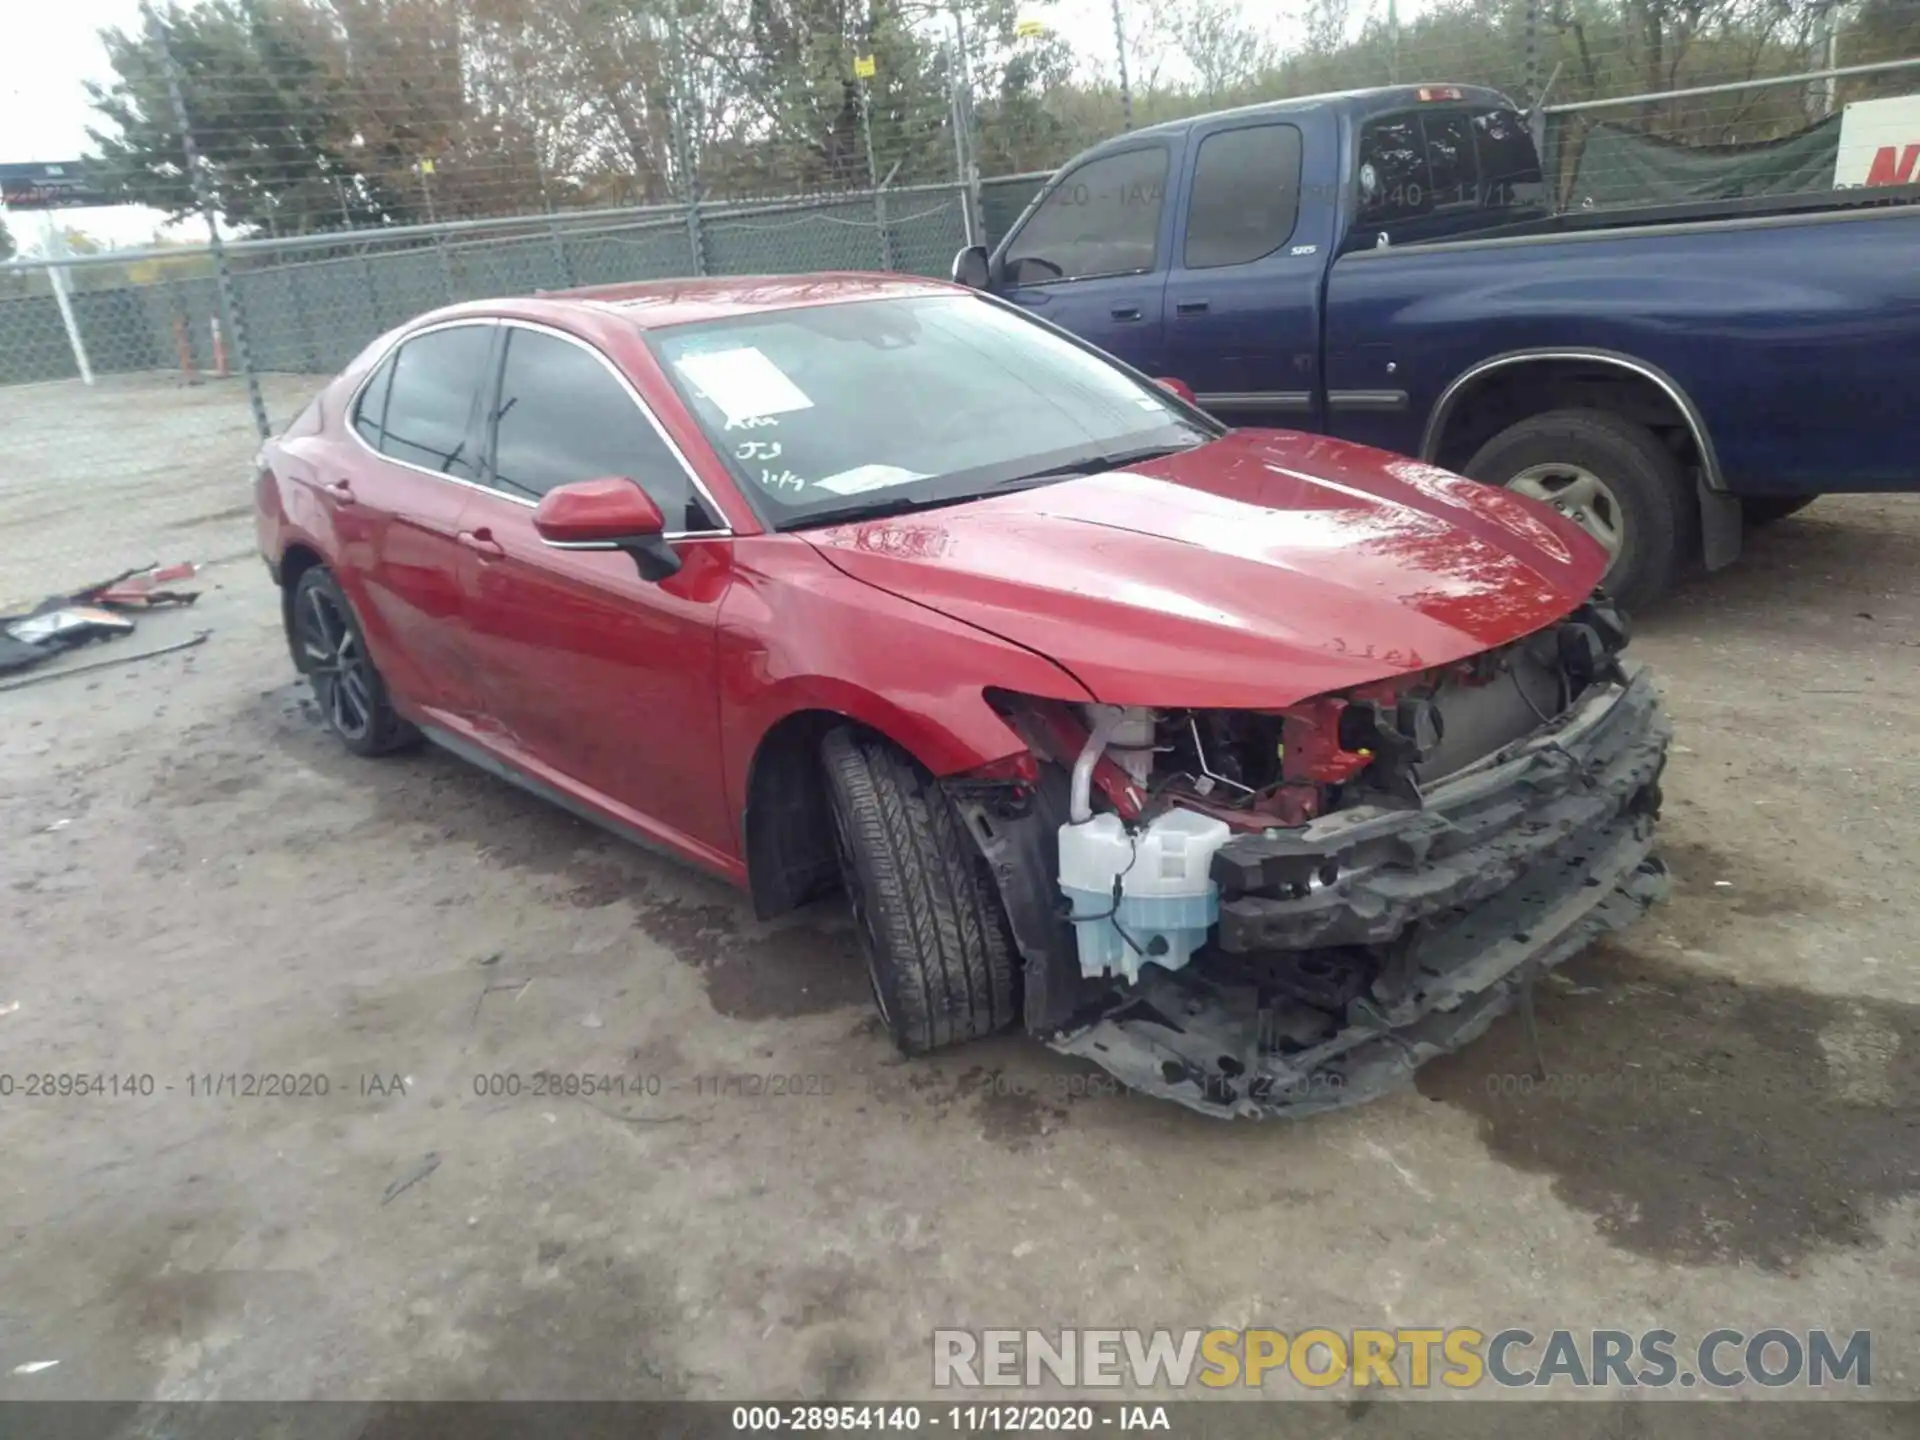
(1, 386), (1917, 1420)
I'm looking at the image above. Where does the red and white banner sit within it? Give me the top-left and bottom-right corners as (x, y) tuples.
(1833, 94), (1920, 188)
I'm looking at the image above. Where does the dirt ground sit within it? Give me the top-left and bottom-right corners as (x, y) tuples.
(0, 373), (319, 611)
(2, 376), (1918, 1415)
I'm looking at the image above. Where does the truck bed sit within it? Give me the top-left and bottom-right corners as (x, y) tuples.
(1378, 179), (1920, 251)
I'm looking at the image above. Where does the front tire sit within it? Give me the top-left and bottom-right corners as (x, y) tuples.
(820, 728), (1018, 1054)
(289, 566), (419, 758)
(1465, 409), (1694, 612)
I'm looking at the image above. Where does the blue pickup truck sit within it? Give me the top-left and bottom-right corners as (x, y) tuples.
(951, 83), (1920, 607)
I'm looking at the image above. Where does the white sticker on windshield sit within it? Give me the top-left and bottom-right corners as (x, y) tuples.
(673, 348), (813, 425)
(812, 464), (927, 496)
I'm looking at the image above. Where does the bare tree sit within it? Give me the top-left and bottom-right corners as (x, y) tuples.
(1165, 0), (1278, 99)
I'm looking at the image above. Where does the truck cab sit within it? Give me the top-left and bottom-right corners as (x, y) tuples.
(958, 86), (1535, 433)
(955, 84), (1920, 609)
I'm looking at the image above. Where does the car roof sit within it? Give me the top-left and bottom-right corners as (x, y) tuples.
(419, 272), (964, 334)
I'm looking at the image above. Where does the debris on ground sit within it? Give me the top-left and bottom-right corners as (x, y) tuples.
(86, 562), (201, 609)
(380, 1152), (441, 1205)
(1, 562), (202, 678)
(0, 630), (211, 693)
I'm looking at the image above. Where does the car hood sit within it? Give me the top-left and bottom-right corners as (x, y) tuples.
(801, 429), (1607, 709)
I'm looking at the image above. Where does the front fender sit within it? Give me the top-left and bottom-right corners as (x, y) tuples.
(717, 536), (1092, 829)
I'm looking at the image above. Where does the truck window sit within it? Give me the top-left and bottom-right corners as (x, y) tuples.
(1357, 116), (1426, 227)
(1356, 107), (1545, 233)
(1183, 124), (1304, 269)
(1423, 112), (1477, 209)
(1003, 147), (1169, 285)
(1474, 108), (1547, 207)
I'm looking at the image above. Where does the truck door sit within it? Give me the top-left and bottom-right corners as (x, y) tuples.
(1163, 119), (1333, 432)
(994, 143), (1173, 374)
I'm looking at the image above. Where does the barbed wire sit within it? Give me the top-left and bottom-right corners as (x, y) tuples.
(39, 0), (1911, 245)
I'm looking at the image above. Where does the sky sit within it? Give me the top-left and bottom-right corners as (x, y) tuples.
(0, 0), (1302, 256)
(0, 0), (180, 251)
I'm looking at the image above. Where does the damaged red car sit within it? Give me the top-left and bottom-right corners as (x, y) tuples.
(256, 274), (1671, 1117)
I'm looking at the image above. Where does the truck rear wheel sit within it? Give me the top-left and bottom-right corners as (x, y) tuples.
(820, 728), (1019, 1054)
(1464, 409), (1692, 612)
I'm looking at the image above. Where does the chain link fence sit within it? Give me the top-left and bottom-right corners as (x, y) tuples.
(4, 185), (976, 390)
(0, 184), (980, 604)
(2, 0), (1917, 605)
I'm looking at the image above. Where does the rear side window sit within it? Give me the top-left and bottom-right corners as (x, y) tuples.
(1475, 109), (1548, 207)
(1184, 124), (1303, 269)
(489, 327), (713, 529)
(372, 325), (493, 480)
(1357, 107), (1545, 230)
(1356, 116), (1425, 227)
(352, 356), (394, 447)
(1003, 147), (1168, 285)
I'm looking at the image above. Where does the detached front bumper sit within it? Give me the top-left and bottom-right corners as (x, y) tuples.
(1049, 665), (1673, 1118)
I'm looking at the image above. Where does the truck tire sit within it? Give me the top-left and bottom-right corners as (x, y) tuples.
(1464, 409), (1692, 612)
(1742, 496), (1816, 527)
(820, 727), (1019, 1054)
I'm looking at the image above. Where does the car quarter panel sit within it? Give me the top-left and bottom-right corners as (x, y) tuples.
(715, 535), (1095, 830)
(261, 384), (474, 717)
(1323, 206), (1920, 494)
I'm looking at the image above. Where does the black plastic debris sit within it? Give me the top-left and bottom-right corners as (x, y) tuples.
(0, 562), (201, 677)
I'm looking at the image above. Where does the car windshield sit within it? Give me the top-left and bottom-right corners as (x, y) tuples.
(648, 294), (1214, 528)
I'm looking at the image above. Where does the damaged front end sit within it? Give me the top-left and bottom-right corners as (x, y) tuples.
(946, 597), (1672, 1119)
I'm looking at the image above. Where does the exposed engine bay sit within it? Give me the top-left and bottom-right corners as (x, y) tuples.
(947, 596), (1672, 1118)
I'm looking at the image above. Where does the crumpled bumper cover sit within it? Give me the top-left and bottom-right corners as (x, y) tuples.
(1048, 666), (1673, 1119)
(1212, 664), (1670, 953)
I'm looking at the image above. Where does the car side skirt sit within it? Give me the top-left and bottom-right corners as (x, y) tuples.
(418, 717), (749, 889)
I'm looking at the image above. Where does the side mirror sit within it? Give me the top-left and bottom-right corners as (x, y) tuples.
(533, 476), (682, 582)
(1155, 377), (1197, 405)
(951, 244), (990, 289)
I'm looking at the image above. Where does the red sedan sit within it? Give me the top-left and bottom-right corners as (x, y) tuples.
(256, 274), (1671, 1117)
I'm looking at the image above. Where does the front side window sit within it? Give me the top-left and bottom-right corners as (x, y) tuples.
(1184, 124), (1304, 269)
(1002, 147), (1169, 285)
(373, 325), (493, 479)
(489, 327), (712, 529)
(651, 294), (1213, 529)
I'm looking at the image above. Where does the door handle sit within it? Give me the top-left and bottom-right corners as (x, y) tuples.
(1011, 291), (1050, 307)
(323, 479), (356, 505)
(458, 528), (506, 559)
(1176, 300), (1210, 316)
(1110, 304), (1143, 321)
